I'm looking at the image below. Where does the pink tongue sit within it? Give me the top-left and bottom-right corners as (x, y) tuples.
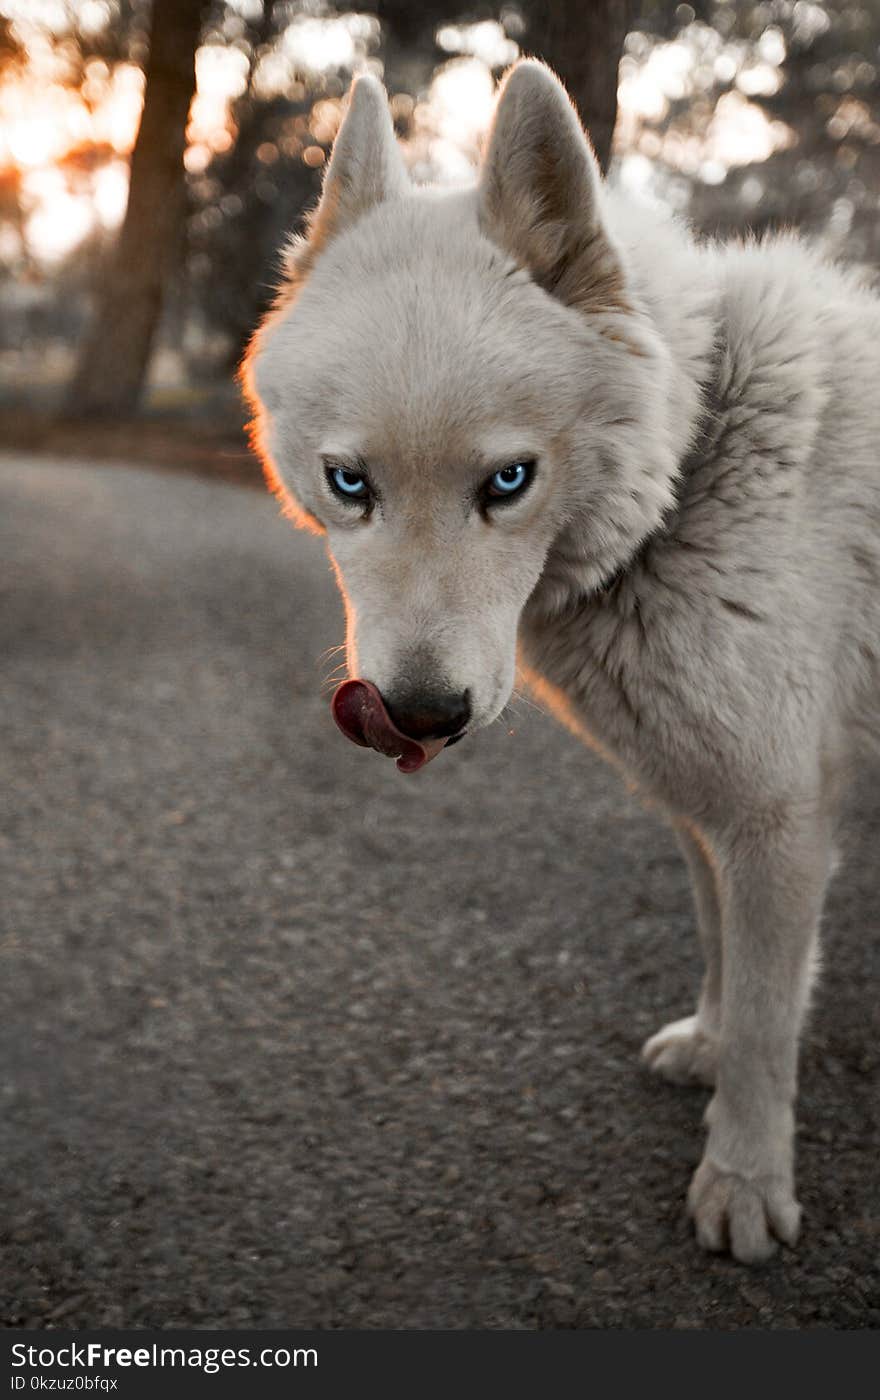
(331, 679), (447, 774)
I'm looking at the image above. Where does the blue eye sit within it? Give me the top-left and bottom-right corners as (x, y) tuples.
(329, 466), (369, 500)
(486, 460), (533, 500)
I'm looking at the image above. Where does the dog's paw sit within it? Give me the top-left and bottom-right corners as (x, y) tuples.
(686, 1156), (801, 1264)
(641, 1014), (717, 1087)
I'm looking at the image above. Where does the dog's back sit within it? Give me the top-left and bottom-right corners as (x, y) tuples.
(704, 235), (880, 761)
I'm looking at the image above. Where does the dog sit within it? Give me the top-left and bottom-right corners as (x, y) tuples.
(241, 60), (880, 1264)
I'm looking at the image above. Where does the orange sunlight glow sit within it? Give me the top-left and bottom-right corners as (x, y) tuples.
(0, 55), (145, 262)
(238, 336), (325, 539)
(516, 660), (627, 782)
(0, 10), (802, 268)
(184, 44), (249, 172)
(0, 10), (381, 265)
(0, 61), (143, 170)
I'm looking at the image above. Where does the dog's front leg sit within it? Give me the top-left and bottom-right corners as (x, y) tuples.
(687, 807), (832, 1264)
(642, 823), (721, 1086)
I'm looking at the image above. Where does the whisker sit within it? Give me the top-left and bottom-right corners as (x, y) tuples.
(508, 686), (547, 718)
(319, 663), (350, 692)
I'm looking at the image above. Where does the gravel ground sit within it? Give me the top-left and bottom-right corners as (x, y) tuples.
(1, 455), (878, 1330)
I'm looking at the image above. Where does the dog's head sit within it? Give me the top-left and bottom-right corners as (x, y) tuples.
(243, 61), (680, 768)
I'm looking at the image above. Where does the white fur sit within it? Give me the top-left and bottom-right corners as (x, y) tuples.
(242, 63), (880, 1265)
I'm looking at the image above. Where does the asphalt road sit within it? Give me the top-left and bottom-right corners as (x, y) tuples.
(1, 455), (878, 1330)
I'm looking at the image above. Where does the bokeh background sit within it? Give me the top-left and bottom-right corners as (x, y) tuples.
(2, 0), (879, 471)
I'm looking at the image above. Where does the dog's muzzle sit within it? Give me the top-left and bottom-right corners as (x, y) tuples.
(331, 679), (457, 774)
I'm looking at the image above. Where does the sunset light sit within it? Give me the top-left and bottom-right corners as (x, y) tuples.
(0, 6), (382, 264)
(0, 2), (816, 272)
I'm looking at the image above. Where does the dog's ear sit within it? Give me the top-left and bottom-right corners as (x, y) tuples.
(301, 74), (409, 257)
(478, 60), (627, 314)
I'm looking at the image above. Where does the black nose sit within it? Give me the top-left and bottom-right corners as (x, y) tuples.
(384, 689), (471, 742)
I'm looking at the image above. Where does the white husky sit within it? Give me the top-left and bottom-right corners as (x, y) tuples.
(242, 61), (880, 1264)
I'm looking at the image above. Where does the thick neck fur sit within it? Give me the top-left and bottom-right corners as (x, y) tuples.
(526, 191), (718, 624)
(603, 191), (718, 464)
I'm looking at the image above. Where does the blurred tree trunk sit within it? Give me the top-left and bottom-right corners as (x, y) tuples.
(370, 0), (449, 94)
(523, 0), (634, 171)
(67, 0), (208, 417)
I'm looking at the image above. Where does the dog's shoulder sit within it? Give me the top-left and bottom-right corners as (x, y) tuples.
(654, 233), (879, 549)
